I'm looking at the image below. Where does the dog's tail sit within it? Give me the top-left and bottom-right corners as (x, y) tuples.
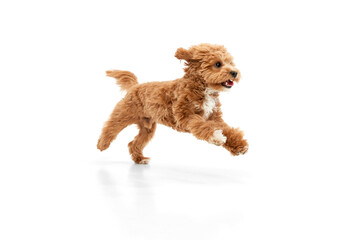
(106, 70), (138, 91)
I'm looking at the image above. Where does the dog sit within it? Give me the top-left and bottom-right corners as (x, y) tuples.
(97, 43), (248, 164)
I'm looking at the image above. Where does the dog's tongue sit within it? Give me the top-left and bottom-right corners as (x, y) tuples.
(224, 80), (234, 86)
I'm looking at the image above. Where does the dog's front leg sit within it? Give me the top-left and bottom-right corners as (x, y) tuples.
(174, 100), (226, 145)
(185, 115), (228, 146)
(190, 119), (248, 155)
(174, 100), (248, 154)
(207, 112), (249, 155)
(179, 115), (248, 155)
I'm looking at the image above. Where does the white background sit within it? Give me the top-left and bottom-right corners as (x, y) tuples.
(1, 0), (359, 239)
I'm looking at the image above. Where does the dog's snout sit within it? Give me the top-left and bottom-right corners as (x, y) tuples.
(230, 71), (238, 78)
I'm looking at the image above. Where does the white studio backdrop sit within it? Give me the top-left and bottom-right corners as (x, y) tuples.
(0, 0), (359, 239)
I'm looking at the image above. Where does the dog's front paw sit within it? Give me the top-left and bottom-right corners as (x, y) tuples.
(229, 139), (248, 156)
(222, 129), (249, 156)
(209, 129), (227, 146)
(235, 140), (249, 155)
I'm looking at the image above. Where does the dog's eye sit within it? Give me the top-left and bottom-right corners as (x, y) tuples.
(215, 62), (222, 68)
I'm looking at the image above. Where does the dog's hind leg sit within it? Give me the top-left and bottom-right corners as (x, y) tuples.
(97, 102), (135, 151)
(128, 118), (156, 164)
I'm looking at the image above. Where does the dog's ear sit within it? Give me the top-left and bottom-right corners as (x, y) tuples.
(175, 47), (192, 61)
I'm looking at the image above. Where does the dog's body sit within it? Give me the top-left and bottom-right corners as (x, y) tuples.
(97, 44), (248, 164)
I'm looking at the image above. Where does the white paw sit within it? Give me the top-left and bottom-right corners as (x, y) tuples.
(209, 130), (227, 146)
(138, 159), (150, 164)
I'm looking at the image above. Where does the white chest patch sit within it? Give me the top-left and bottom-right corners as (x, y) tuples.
(202, 88), (218, 119)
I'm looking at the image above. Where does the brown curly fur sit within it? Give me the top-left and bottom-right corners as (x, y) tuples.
(97, 43), (248, 164)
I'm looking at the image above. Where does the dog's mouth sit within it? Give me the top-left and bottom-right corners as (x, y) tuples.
(221, 80), (234, 88)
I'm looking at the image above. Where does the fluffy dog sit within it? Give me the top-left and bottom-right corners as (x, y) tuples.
(97, 43), (248, 164)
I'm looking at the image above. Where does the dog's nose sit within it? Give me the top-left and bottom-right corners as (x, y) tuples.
(230, 71), (238, 78)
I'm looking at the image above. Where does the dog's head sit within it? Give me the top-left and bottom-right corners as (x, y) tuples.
(175, 43), (241, 91)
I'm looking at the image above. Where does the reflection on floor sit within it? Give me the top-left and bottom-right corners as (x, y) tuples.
(96, 160), (247, 240)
